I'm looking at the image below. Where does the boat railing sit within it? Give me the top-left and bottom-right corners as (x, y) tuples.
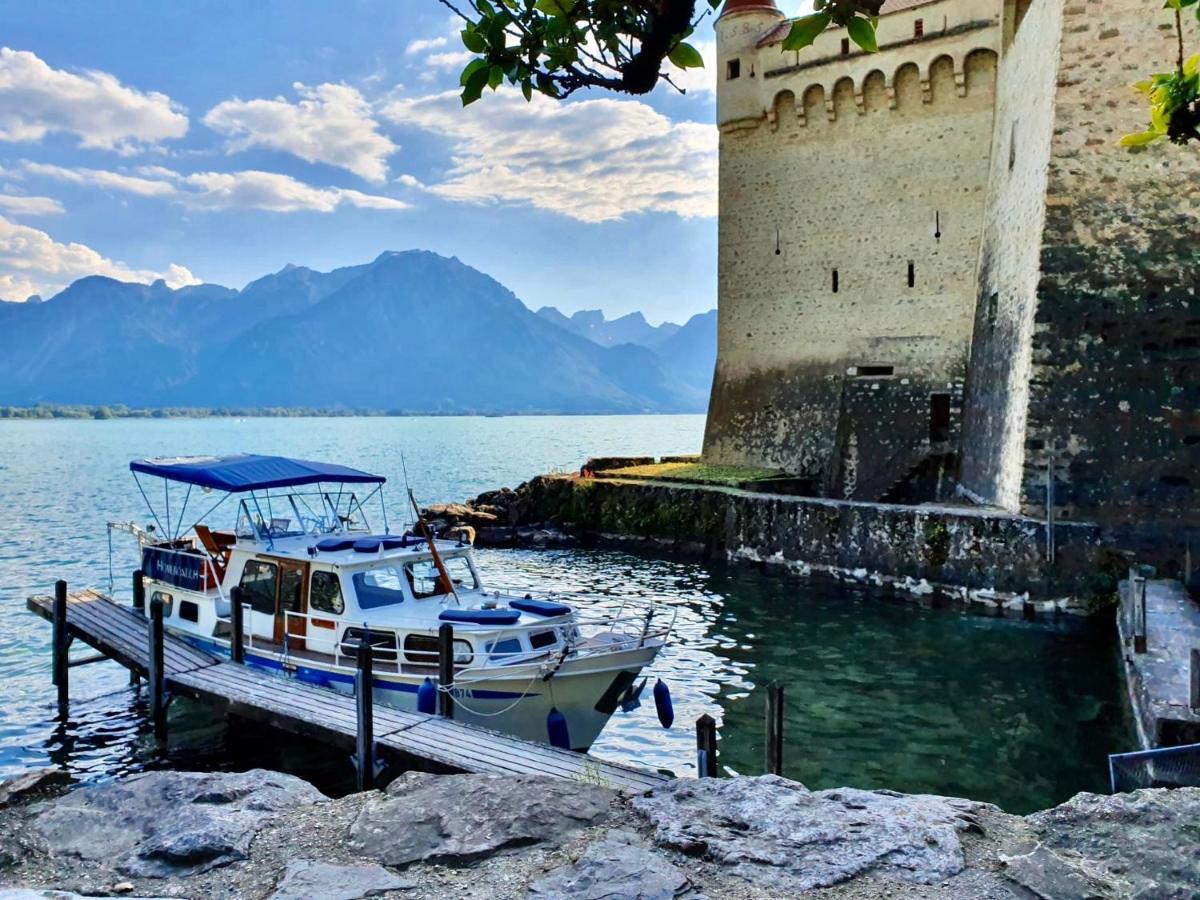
(215, 599), (675, 677)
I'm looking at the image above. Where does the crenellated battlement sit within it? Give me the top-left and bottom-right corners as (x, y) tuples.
(717, 0), (1002, 130)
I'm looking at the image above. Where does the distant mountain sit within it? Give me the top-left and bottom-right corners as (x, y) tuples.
(0, 251), (716, 414)
(536, 307), (681, 349)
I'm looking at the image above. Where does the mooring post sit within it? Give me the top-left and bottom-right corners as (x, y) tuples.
(52, 580), (69, 709)
(132, 568), (145, 615)
(765, 682), (784, 776)
(1191, 649), (1200, 713)
(148, 594), (167, 741)
(696, 714), (718, 778)
(229, 586), (245, 665)
(355, 633), (375, 792)
(438, 623), (455, 719)
(1132, 575), (1148, 654)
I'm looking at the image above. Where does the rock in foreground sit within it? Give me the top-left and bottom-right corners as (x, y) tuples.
(31, 769), (325, 878)
(347, 772), (618, 867)
(633, 775), (989, 893)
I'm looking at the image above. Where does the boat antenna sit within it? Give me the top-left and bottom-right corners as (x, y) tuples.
(400, 453), (413, 528)
(408, 486), (459, 604)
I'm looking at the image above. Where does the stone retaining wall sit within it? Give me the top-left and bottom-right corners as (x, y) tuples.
(519, 476), (1110, 610)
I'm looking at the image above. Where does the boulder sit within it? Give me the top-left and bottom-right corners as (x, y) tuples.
(632, 775), (988, 893)
(1004, 787), (1200, 899)
(347, 773), (618, 867)
(31, 769), (325, 878)
(268, 859), (414, 899)
(526, 830), (691, 899)
(0, 768), (70, 808)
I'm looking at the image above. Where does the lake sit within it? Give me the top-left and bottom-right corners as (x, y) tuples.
(0, 415), (1135, 813)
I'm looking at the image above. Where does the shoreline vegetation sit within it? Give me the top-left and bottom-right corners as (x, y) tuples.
(0, 405), (706, 421)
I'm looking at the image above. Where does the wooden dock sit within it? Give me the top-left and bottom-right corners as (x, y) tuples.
(27, 588), (667, 793)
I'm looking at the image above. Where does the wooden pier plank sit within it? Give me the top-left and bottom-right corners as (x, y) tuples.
(27, 589), (667, 793)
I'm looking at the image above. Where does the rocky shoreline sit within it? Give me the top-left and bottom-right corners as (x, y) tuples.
(1, 766), (1197, 899)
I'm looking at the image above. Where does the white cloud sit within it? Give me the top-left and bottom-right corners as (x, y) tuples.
(0, 193), (64, 216)
(0, 47), (188, 152)
(0, 214), (197, 300)
(203, 82), (397, 182)
(406, 36), (448, 55)
(425, 50), (474, 69)
(21, 160), (410, 213)
(382, 88), (716, 223)
(24, 161), (176, 196)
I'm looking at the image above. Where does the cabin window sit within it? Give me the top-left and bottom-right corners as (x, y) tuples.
(914, 18), (924, 38)
(406, 556), (477, 599)
(343, 626), (398, 662)
(151, 590), (173, 617)
(726, 59), (740, 80)
(239, 560), (277, 615)
(487, 637), (524, 662)
(529, 630), (558, 650)
(353, 566), (407, 609)
(179, 600), (199, 623)
(310, 570), (344, 615)
(856, 365), (895, 378)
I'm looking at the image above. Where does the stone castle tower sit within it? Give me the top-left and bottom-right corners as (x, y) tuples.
(705, 0), (1200, 569)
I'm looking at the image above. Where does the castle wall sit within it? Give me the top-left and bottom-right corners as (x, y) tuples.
(958, 0), (1065, 509)
(705, 0), (1002, 498)
(1018, 0), (1200, 571)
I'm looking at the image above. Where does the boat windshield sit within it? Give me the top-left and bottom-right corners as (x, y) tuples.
(351, 556), (477, 608)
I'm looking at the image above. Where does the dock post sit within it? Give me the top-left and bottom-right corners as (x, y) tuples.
(148, 594), (167, 741)
(229, 587), (245, 665)
(1191, 649), (1200, 713)
(1132, 575), (1148, 654)
(696, 714), (718, 778)
(438, 623), (455, 720)
(52, 580), (69, 710)
(355, 634), (376, 792)
(765, 683), (784, 776)
(132, 569), (145, 615)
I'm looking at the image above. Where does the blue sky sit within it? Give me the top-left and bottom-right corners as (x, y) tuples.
(0, 1), (805, 324)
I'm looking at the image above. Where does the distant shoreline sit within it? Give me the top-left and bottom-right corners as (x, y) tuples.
(0, 405), (707, 421)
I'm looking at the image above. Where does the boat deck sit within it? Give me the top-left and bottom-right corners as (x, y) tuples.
(26, 588), (667, 792)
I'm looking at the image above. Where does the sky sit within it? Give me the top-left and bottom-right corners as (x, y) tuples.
(0, 1), (811, 325)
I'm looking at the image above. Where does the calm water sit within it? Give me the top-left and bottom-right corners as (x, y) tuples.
(0, 416), (1134, 812)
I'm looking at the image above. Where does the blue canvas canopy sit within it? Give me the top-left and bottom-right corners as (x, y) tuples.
(129, 454), (385, 493)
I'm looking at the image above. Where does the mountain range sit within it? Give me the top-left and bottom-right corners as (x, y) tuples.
(0, 250), (717, 414)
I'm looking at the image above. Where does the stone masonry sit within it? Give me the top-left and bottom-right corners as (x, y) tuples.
(706, 0), (1200, 572)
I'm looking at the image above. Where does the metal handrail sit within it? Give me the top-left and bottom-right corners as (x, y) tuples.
(216, 600), (675, 676)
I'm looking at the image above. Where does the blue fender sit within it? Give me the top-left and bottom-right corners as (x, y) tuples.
(654, 679), (674, 729)
(417, 677), (437, 715)
(547, 707), (571, 750)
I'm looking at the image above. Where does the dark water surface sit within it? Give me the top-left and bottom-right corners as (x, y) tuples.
(0, 416), (1134, 813)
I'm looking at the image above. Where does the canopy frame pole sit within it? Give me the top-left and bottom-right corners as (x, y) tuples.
(172, 484), (192, 541)
(132, 473), (166, 537)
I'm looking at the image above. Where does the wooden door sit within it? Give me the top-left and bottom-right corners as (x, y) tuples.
(274, 560), (309, 652)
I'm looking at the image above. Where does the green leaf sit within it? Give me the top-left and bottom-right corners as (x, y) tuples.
(846, 16), (878, 53)
(521, 78), (533, 101)
(1118, 129), (1163, 147)
(461, 65), (491, 106)
(668, 42), (705, 69)
(459, 58), (488, 87)
(488, 64), (505, 89)
(782, 13), (831, 52)
(461, 28), (486, 53)
(534, 0), (573, 15)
